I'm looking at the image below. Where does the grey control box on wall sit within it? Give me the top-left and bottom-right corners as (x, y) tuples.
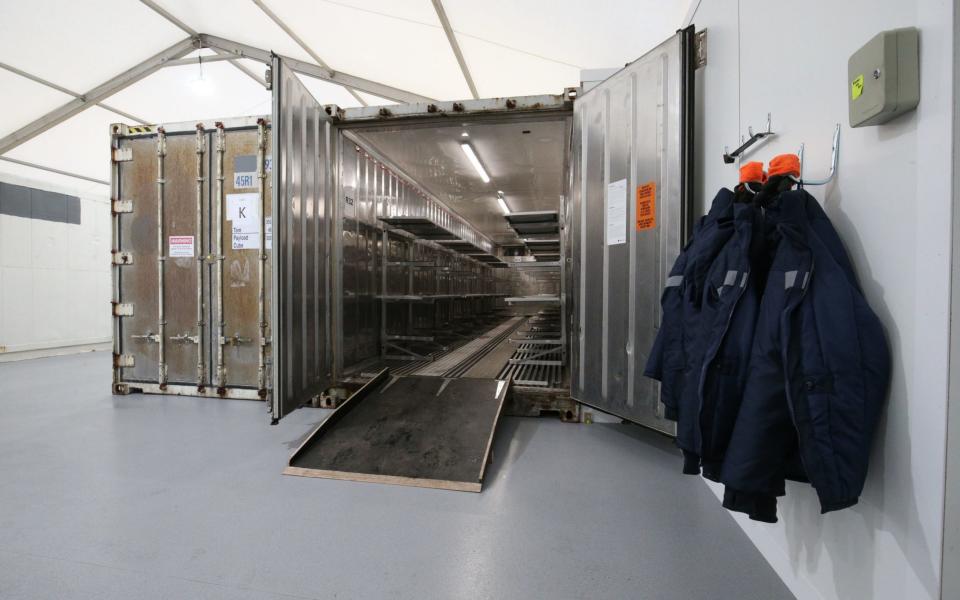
(848, 27), (919, 127)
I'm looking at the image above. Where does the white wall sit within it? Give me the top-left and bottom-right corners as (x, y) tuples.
(689, 1), (955, 599)
(942, 5), (960, 595)
(0, 168), (111, 360)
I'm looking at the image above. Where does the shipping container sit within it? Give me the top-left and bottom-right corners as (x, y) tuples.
(111, 117), (273, 400)
(112, 27), (697, 434)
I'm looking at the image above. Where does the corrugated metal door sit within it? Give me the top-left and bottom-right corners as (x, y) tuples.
(270, 57), (335, 422)
(570, 28), (695, 432)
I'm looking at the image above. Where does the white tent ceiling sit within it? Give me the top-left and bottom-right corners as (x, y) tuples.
(0, 0), (692, 194)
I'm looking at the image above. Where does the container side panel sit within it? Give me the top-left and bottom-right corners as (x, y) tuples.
(570, 32), (689, 433)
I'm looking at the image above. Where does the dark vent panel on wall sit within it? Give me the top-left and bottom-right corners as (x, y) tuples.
(0, 182), (81, 224)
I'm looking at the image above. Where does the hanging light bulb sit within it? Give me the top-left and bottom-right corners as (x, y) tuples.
(191, 55), (213, 97)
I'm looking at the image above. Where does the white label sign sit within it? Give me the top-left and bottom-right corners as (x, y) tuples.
(168, 235), (194, 257)
(227, 193), (260, 250)
(265, 216), (272, 250)
(233, 171), (257, 189)
(606, 178), (627, 245)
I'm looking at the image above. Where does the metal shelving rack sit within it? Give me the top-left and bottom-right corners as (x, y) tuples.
(377, 227), (507, 362)
(500, 210), (566, 386)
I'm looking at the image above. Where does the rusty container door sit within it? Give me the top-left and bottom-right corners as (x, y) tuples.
(111, 119), (271, 401)
(213, 122), (272, 398)
(112, 126), (206, 391)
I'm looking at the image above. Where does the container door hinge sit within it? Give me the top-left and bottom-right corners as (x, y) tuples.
(113, 354), (135, 368)
(112, 251), (133, 265)
(112, 199), (133, 214)
(694, 29), (707, 68)
(112, 302), (134, 317)
(112, 147), (133, 162)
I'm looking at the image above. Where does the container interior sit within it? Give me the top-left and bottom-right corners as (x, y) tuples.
(335, 115), (572, 392)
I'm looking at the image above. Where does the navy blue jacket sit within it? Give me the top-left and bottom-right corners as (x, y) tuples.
(720, 190), (890, 519)
(645, 189), (736, 425)
(692, 201), (763, 481)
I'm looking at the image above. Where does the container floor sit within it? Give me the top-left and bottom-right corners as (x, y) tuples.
(0, 352), (792, 600)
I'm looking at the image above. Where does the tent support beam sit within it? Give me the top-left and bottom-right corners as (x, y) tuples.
(431, 0), (479, 99)
(0, 62), (150, 125)
(0, 37), (198, 155)
(138, 0), (266, 87)
(161, 55), (238, 67)
(199, 34), (434, 104)
(0, 156), (109, 186)
(250, 0), (367, 106)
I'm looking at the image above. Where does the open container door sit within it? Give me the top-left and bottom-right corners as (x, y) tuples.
(270, 57), (336, 422)
(570, 27), (696, 433)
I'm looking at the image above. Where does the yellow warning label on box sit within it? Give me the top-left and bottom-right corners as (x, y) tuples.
(851, 74), (864, 100)
(636, 181), (656, 232)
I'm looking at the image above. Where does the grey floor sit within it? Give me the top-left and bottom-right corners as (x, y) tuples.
(0, 352), (793, 600)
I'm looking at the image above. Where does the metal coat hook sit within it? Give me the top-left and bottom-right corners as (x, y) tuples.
(723, 113), (775, 164)
(790, 124), (841, 187)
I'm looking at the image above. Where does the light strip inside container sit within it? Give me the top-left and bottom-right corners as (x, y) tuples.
(460, 143), (490, 183)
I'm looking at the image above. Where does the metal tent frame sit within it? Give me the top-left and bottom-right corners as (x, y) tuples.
(0, 0), (483, 182)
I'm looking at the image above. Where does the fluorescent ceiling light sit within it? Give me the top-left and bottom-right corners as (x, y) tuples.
(460, 143), (490, 183)
(497, 197), (510, 215)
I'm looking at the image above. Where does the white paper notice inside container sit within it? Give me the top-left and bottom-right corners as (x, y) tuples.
(606, 178), (627, 245)
(227, 193), (260, 250)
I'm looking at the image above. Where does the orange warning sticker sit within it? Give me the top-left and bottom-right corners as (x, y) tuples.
(636, 181), (656, 231)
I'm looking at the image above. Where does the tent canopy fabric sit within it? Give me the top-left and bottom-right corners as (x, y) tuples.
(0, 0), (690, 193)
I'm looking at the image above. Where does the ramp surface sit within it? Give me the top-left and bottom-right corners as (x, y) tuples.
(285, 372), (510, 492)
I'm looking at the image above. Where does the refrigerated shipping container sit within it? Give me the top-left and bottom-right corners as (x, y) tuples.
(111, 27), (698, 437)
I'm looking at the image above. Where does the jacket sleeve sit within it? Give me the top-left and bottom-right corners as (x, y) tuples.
(644, 248), (689, 418)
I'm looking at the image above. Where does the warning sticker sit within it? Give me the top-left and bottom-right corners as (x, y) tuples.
(168, 235), (195, 257)
(227, 193), (261, 250)
(851, 74), (864, 100)
(636, 181), (657, 231)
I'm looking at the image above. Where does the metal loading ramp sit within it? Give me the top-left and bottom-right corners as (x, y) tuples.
(284, 370), (510, 492)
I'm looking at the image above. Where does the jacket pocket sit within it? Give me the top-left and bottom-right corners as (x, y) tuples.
(659, 349), (685, 417)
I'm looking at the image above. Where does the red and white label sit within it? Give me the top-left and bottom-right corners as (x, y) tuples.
(168, 235), (195, 257)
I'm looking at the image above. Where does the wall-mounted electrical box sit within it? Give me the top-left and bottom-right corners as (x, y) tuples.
(848, 27), (919, 128)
